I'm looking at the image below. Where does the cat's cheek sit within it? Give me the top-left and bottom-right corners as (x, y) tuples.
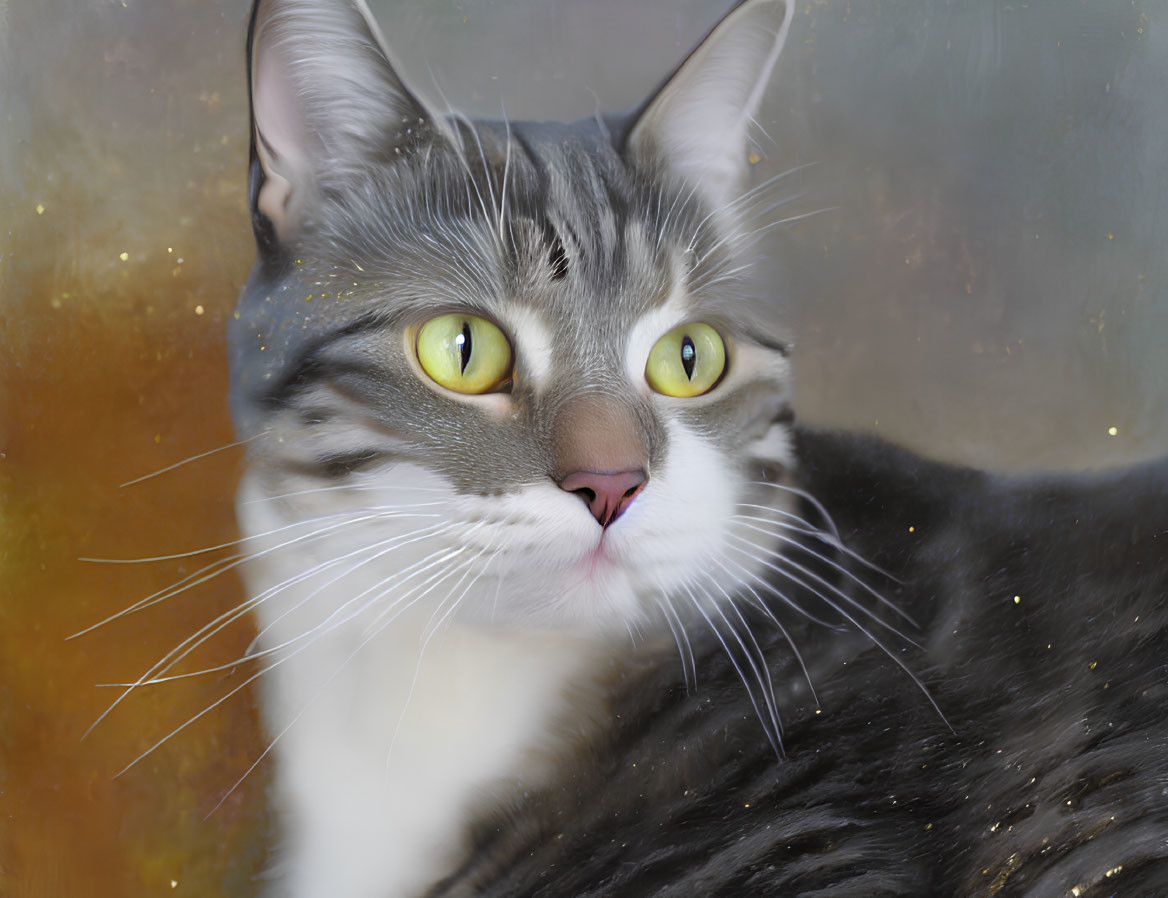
(623, 419), (744, 579)
(633, 417), (790, 605)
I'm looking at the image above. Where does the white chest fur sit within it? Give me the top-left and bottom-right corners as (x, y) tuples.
(236, 474), (616, 898)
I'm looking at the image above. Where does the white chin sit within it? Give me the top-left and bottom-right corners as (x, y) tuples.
(456, 562), (647, 635)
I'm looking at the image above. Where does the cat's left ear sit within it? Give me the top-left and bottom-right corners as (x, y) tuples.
(247, 0), (450, 241)
(624, 0), (792, 213)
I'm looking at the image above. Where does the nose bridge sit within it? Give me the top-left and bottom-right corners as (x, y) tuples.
(551, 393), (647, 480)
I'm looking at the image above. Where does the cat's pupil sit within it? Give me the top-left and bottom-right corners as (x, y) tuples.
(456, 321), (473, 374)
(680, 336), (697, 380)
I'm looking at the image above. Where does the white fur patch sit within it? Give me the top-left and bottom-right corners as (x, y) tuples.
(501, 302), (556, 391)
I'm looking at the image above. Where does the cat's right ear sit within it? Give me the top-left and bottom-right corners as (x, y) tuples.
(247, 0), (447, 242)
(623, 0), (792, 215)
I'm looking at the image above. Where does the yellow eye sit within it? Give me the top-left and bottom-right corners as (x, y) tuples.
(645, 322), (727, 398)
(415, 313), (513, 394)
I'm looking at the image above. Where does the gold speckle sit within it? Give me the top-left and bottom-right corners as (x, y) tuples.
(814, 708), (822, 715)
(1013, 595), (1021, 605)
(1071, 887), (1082, 897)
(988, 853), (1022, 892)
(35, 203), (45, 215)
(119, 251), (129, 261)
(747, 152), (761, 165)
(1105, 865), (1123, 877)
(1108, 233), (1114, 240)
(1108, 426), (1118, 436)
(924, 823), (933, 830)
(1089, 661), (1097, 670)
(233, 310), (241, 320)
(194, 304), (205, 316)
(294, 258), (304, 265)
(908, 525), (915, 533)
(259, 345), (267, 351)
(153, 434), (162, 445)
(167, 246), (174, 253)
(170, 882), (178, 890)
(744, 803), (751, 808)
(305, 295), (313, 302)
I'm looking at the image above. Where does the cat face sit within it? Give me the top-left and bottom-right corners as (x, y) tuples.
(230, 0), (795, 637)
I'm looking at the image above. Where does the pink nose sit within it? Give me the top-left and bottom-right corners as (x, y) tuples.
(559, 469), (647, 527)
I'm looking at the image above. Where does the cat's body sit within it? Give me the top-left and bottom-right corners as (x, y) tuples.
(428, 429), (1168, 896)
(228, 1), (1168, 895)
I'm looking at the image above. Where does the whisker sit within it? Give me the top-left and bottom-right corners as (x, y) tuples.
(117, 431), (267, 488)
(655, 595), (696, 692)
(254, 521), (467, 652)
(116, 524), (464, 687)
(712, 544), (845, 632)
(414, 537), (494, 645)
(726, 531), (919, 646)
(731, 518), (915, 626)
(83, 519), (456, 736)
(203, 540), (488, 818)
(71, 509), (441, 639)
(685, 162), (819, 249)
(498, 95), (512, 247)
(746, 480), (842, 540)
(119, 535), (480, 780)
(78, 502), (445, 565)
(707, 555), (819, 708)
(733, 504), (902, 584)
(240, 484), (449, 505)
(690, 196), (819, 273)
(681, 582), (782, 757)
(375, 551), (498, 768)
(724, 537), (951, 732)
(697, 572), (784, 744)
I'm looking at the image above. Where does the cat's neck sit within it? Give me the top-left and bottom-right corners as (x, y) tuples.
(279, 626), (614, 896)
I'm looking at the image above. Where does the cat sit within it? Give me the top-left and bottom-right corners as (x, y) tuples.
(228, 0), (1168, 895)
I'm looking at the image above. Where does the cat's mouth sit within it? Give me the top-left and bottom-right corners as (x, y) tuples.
(575, 537), (616, 581)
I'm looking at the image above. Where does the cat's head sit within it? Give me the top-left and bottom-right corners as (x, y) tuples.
(230, 0), (796, 636)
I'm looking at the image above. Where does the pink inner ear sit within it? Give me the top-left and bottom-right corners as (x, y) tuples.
(252, 43), (307, 232)
(253, 44), (307, 175)
(626, 0), (791, 213)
